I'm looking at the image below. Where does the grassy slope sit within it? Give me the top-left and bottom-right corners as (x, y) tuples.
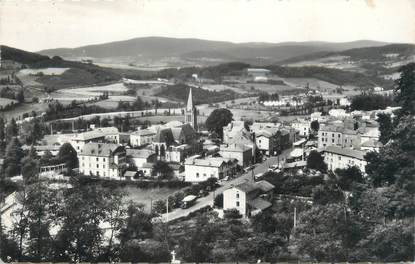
(1, 45), (122, 89)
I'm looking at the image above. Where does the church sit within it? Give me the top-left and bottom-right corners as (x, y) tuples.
(150, 88), (201, 162)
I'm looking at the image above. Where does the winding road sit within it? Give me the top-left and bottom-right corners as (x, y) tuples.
(161, 147), (293, 222)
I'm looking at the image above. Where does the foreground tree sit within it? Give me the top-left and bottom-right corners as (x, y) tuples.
(306, 150), (327, 172)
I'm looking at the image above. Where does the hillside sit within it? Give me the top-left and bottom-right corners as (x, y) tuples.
(280, 43), (415, 78)
(265, 65), (392, 88)
(38, 37), (388, 66)
(1, 45), (122, 89)
(155, 83), (238, 105)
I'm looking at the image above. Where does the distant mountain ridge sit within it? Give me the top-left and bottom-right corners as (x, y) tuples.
(280, 43), (415, 64)
(38, 36), (389, 63)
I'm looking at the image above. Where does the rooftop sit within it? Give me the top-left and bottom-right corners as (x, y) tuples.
(323, 146), (366, 160)
(79, 143), (123, 157)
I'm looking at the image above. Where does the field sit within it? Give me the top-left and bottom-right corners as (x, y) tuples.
(19, 68), (70, 75)
(50, 81), (177, 108)
(121, 185), (181, 213)
(0, 97), (17, 108)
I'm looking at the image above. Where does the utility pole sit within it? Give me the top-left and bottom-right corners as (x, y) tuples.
(293, 206), (297, 229)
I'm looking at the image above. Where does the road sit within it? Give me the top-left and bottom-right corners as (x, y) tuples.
(161, 147), (293, 222)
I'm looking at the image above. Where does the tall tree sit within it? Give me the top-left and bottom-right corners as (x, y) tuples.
(394, 63), (415, 117)
(4, 138), (24, 177)
(57, 143), (78, 174)
(205, 108), (233, 139)
(5, 118), (18, 142)
(377, 113), (393, 145)
(306, 150), (327, 172)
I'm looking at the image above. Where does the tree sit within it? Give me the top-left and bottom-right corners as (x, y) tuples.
(377, 113), (393, 144)
(205, 108), (233, 139)
(21, 156), (39, 183)
(306, 150), (327, 172)
(5, 118), (18, 142)
(16, 90), (25, 103)
(213, 193), (223, 208)
(310, 120), (319, 132)
(55, 181), (109, 262)
(25, 182), (58, 261)
(152, 161), (173, 179)
(294, 204), (364, 262)
(353, 222), (413, 262)
(4, 138), (24, 177)
(312, 184), (344, 205)
(152, 200), (167, 215)
(57, 143), (78, 173)
(394, 63), (415, 117)
(118, 202), (152, 245)
(335, 166), (364, 191)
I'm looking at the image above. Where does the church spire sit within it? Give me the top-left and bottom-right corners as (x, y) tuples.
(185, 87), (197, 130)
(186, 87), (194, 111)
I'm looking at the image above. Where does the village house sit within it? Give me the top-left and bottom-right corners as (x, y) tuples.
(292, 119), (311, 137)
(219, 143), (253, 167)
(223, 180), (275, 218)
(323, 146), (367, 173)
(184, 156), (238, 182)
(130, 129), (156, 147)
(318, 125), (362, 149)
(78, 143), (127, 178)
(69, 127), (119, 152)
(126, 148), (157, 168)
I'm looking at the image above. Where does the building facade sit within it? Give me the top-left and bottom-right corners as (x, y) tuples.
(184, 157), (238, 182)
(323, 146), (367, 173)
(78, 143), (127, 178)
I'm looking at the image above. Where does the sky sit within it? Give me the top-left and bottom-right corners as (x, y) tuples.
(1, 0), (415, 52)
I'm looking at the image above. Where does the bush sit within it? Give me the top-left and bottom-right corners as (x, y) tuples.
(224, 209), (242, 219)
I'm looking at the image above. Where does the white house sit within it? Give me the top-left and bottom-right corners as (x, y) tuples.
(323, 146), (367, 173)
(223, 180), (274, 218)
(184, 157), (238, 182)
(292, 119), (311, 137)
(78, 143), (127, 179)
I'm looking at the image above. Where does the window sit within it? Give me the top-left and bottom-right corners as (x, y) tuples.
(97, 164), (99, 168)
(203, 173), (206, 177)
(236, 193), (239, 198)
(196, 173), (199, 178)
(338, 134), (341, 138)
(103, 158), (106, 162)
(236, 201), (240, 207)
(338, 156), (341, 160)
(332, 139), (334, 143)
(96, 158), (99, 161)
(259, 140), (261, 143)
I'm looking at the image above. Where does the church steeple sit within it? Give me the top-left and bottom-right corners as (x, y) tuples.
(186, 87), (194, 111)
(185, 87), (197, 131)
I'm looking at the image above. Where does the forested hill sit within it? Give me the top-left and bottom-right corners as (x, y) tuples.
(155, 83), (238, 105)
(280, 43), (415, 64)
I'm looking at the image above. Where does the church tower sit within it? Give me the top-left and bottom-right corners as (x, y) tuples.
(185, 88), (198, 131)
